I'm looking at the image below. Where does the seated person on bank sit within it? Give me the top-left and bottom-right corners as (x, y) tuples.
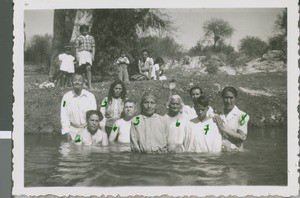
(109, 99), (137, 144)
(75, 110), (108, 146)
(130, 93), (175, 154)
(184, 95), (222, 153)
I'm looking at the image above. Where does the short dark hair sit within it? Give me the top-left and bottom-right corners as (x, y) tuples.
(194, 95), (209, 107)
(86, 110), (103, 121)
(124, 98), (136, 105)
(189, 86), (204, 96)
(79, 25), (89, 33)
(142, 49), (148, 54)
(221, 86), (238, 98)
(72, 73), (84, 82)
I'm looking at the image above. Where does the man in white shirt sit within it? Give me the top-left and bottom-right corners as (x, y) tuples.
(60, 73), (97, 140)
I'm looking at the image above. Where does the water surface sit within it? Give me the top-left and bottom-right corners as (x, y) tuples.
(25, 127), (287, 186)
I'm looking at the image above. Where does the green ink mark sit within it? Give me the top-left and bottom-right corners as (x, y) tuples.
(101, 98), (108, 107)
(133, 116), (140, 126)
(240, 114), (247, 126)
(175, 120), (180, 127)
(74, 134), (81, 143)
(204, 124), (209, 135)
(63, 101), (66, 107)
(112, 124), (118, 132)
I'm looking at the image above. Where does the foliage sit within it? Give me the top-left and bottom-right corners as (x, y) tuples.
(239, 36), (268, 59)
(203, 18), (235, 48)
(24, 34), (53, 71)
(138, 36), (184, 61)
(268, 9), (287, 55)
(91, 9), (173, 77)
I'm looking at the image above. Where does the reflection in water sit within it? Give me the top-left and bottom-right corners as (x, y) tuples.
(25, 127), (287, 186)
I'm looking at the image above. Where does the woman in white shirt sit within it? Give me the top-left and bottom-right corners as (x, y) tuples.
(75, 110), (108, 146)
(213, 86), (249, 151)
(100, 80), (127, 137)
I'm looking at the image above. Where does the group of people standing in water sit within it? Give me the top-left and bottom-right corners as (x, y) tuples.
(61, 73), (249, 153)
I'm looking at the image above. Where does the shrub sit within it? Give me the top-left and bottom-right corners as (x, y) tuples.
(238, 36), (268, 59)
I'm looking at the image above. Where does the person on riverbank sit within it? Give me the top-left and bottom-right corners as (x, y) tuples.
(75, 24), (95, 89)
(75, 110), (108, 146)
(150, 57), (163, 80)
(100, 80), (127, 137)
(182, 86), (214, 120)
(184, 95), (222, 153)
(213, 86), (249, 151)
(116, 51), (130, 82)
(57, 46), (75, 88)
(109, 99), (137, 144)
(130, 93), (175, 154)
(138, 49), (154, 79)
(164, 95), (191, 152)
(60, 73), (97, 140)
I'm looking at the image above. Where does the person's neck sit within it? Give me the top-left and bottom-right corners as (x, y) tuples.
(198, 116), (209, 123)
(143, 113), (154, 118)
(224, 107), (234, 115)
(168, 111), (179, 118)
(124, 116), (133, 121)
(112, 96), (120, 100)
(88, 128), (97, 136)
(74, 89), (82, 96)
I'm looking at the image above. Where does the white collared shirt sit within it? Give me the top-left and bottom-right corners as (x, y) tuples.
(220, 105), (249, 150)
(60, 89), (97, 135)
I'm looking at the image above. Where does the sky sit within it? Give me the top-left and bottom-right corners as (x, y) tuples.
(24, 8), (284, 50)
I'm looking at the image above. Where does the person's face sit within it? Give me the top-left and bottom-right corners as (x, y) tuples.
(72, 75), (84, 91)
(169, 98), (181, 114)
(81, 28), (88, 36)
(190, 89), (202, 101)
(121, 53), (125, 58)
(87, 114), (100, 132)
(113, 84), (123, 98)
(124, 102), (136, 117)
(194, 104), (208, 121)
(142, 52), (148, 60)
(222, 91), (236, 111)
(142, 97), (157, 117)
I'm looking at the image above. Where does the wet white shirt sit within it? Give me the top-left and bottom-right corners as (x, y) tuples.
(109, 118), (131, 143)
(77, 128), (108, 146)
(61, 89), (97, 139)
(220, 105), (249, 151)
(184, 118), (222, 153)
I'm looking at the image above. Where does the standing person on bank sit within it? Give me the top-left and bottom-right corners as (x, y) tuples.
(75, 24), (95, 89)
(213, 86), (249, 151)
(100, 80), (127, 137)
(116, 51), (130, 82)
(60, 73), (97, 140)
(57, 46), (75, 88)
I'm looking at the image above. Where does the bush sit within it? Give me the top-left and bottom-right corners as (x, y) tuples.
(24, 34), (53, 71)
(238, 36), (268, 59)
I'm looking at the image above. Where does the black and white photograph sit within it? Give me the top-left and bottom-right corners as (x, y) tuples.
(13, 0), (299, 196)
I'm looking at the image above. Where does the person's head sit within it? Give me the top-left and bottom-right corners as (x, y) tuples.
(142, 49), (148, 60)
(64, 46), (72, 55)
(79, 25), (89, 36)
(221, 86), (237, 112)
(141, 93), (157, 117)
(155, 57), (164, 65)
(121, 51), (126, 58)
(72, 73), (84, 93)
(123, 99), (137, 118)
(86, 110), (103, 134)
(189, 86), (204, 101)
(167, 95), (183, 115)
(194, 95), (209, 121)
(108, 80), (127, 101)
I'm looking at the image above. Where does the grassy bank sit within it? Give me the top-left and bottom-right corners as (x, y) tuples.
(25, 65), (287, 134)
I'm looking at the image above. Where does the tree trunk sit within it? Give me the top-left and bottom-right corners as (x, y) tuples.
(70, 10), (93, 43)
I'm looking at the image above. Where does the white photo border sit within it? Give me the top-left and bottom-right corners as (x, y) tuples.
(13, 0), (299, 196)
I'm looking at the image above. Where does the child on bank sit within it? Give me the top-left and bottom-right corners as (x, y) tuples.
(75, 24), (95, 89)
(109, 99), (137, 144)
(116, 51), (130, 82)
(150, 57), (164, 80)
(57, 46), (75, 88)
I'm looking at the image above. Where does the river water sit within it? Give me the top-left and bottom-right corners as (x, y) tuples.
(25, 127), (287, 187)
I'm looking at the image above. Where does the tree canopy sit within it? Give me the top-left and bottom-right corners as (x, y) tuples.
(239, 36), (268, 59)
(203, 18), (235, 48)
